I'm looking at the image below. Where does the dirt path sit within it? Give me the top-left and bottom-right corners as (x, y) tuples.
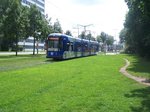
(120, 58), (150, 86)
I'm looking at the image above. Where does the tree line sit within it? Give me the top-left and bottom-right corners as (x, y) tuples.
(0, 0), (62, 55)
(65, 30), (115, 51)
(0, 0), (116, 55)
(120, 0), (150, 58)
(97, 32), (115, 52)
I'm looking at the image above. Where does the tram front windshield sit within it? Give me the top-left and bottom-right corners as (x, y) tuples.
(48, 37), (59, 51)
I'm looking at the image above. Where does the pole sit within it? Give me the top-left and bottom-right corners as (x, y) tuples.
(78, 24), (93, 35)
(77, 24), (93, 56)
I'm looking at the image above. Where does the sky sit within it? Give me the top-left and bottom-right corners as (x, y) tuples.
(45, 0), (128, 41)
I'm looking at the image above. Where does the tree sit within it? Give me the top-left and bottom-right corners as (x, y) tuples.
(86, 33), (91, 40)
(79, 31), (86, 39)
(0, 0), (30, 53)
(96, 32), (106, 52)
(96, 35), (102, 43)
(0, 0), (12, 30)
(21, 6), (30, 39)
(119, 28), (127, 44)
(2, 0), (30, 55)
(97, 32), (114, 52)
(39, 17), (53, 54)
(0, 0), (54, 55)
(40, 18), (53, 41)
(0, 0), (12, 51)
(106, 35), (114, 46)
(101, 32), (108, 43)
(53, 19), (62, 33)
(65, 30), (72, 36)
(124, 0), (150, 57)
(28, 5), (43, 55)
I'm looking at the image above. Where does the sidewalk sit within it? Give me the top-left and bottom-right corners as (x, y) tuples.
(106, 52), (120, 55)
(0, 51), (46, 55)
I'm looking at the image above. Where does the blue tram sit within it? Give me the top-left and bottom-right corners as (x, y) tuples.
(45, 33), (99, 60)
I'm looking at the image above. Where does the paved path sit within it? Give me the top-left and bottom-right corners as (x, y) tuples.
(120, 58), (150, 86)
(0, 51), (46, 55)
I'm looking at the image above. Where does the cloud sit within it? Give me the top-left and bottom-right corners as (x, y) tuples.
(72, 0), (101, 6)
(45, 0), (128, 40)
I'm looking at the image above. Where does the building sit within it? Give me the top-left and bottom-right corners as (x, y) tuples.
(21, 0), (45, 15)
(18, 37), (45, 52)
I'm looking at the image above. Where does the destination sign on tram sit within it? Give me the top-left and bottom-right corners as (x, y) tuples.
(48, 37), (59, 41)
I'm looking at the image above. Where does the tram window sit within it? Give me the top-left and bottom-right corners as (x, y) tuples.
(48, 40), (58, 48)
(69, 45), (73, 51)
(54, 41), (58, 48)
(65, 42), (74, 51)
(70, 43), (73, 51)
(64, 43), (70, 51)
(66, 46), (69, 51)
(71, 45), (73, 51)
(68, 45), (71, 51)
(58, 39), (63, 50)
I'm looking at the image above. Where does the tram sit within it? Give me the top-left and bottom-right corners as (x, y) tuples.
(45, 33), (99, 60)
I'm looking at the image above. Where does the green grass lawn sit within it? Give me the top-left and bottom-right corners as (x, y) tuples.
(0, 54), (150, 112)
(0, 54), (52, 72)
(125, 55), (150, 79)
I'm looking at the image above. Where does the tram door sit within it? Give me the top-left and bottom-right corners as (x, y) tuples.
(69, 43), (73, 51)
(63, 42), (74, 59)
(69, 42), (74, 58)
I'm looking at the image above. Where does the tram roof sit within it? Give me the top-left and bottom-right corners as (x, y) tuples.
(48, 33), (80, 40)
(48, 33), (99, 44)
